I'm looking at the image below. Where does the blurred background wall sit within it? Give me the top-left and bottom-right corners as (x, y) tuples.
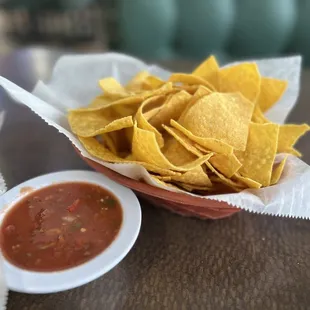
(0, 0), (309, 66)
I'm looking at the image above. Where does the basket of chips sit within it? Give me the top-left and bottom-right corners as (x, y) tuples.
(1, 53), (310, 220)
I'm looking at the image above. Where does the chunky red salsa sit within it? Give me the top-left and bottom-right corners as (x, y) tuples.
(0, 182), (123, 272)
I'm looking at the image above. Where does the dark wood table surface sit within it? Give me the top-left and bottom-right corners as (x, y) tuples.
(0, 47), (310, 310)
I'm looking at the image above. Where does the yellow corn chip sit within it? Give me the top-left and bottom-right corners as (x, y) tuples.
(149, 91), (191, 129)
(162, 125), (203, 157)
(278, 124), (310, 155)
(132, 125), (212, 171)
(180, 92), (254, 150)
(176, 182), (214, 192)
(171, 119), (233, 155)
(79, 136), (181, 176)
(144, 75), (165, 90)
(101, 133), (117, 155)
(252, 105), (270, 124)
(175, 85), (201, 94)
(162, 136), (199, 166)
(155, 176), (172, 182)
(135, 95), (165, 147)
(257, 77), (287, 113)
(206, 161), (245, 191)
(76, 83), (175, 113)
(169, 73), (215, 91)
(144, 105), (163, 121)
(233, 173), (262, 189)
(236, 123), (279, 186)
(287, 148), (302, 157)
(270, 155), (288, 185)
(88, 96), (114, 109)
(107, 129), (131, 154)
(99, 77), (131, 98)
(178, 85), (212, 123)
(193, 143), (210, 153)
(150, 175), (181, 190)
(71, 96), (142, 113)
(192, 55), (219, 88)
(209, 154), (242, 178)
(170, 165), (212, 187)
(218, 63), (261, 102)
(125, 71), (150, 91)
(69, 109), (133, 137)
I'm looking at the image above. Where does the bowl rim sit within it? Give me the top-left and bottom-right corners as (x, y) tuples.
(0, 170), (141, 294)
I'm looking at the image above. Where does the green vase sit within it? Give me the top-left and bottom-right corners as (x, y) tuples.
(177, 0), (236, 60)
(289, 0), (310, 66)
(118, 0), (177, 60)
(229, 0), (297, 57)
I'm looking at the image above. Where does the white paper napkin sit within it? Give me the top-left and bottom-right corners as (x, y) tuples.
(0, 53), (309, 219)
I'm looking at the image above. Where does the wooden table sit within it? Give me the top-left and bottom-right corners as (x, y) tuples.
(0, 48), (310, 310)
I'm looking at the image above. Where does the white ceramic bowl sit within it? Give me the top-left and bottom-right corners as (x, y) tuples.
(0, 170), (141, 294)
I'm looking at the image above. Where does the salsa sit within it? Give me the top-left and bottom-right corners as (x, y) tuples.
(0, 182), (123, 272)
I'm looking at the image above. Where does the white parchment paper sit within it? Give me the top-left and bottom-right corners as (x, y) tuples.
(0, 111), (7, 310)
(0, 53), (309, 219)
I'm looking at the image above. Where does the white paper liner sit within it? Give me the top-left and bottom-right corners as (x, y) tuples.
(0, 111), (7, 309)
(0, 53), (309, 219)
(0, 254), (7, 310)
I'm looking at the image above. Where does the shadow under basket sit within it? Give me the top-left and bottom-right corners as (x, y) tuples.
(76, 149), (240, 220)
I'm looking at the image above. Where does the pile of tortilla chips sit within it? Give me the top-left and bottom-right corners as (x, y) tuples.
(68, 56), (310, 195)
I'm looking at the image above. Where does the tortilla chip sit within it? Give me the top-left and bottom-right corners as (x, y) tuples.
(88, 96), (114, 109)
(99, 77), (130, 99)
(171, 120), (233, 155)
(209, 154), (242, 178)
(206, 161), (245, 191)
(278, 124), (310, 155)
(252, 105), (270, 124)
(162, 136), (199, 166)
(176, 182), (214, 192)
(270, 155), (288, 185)
(69, 107), (134, 137)
(169, 73), (215, 91)
(149, 91), (191, 130)
(71, 96), (142, 113)
(163, 125), (203, 157)
(236, 123), (279, 186)
(170, 165), (212, 186)
(107, 129), (131, 154)
(144, 105), (163, 121)
(132, 125), (212, 171)
(218, 63), (261, 102)
(180, 92), (254, 150)
(150, 175), (181, 190)
(144, 75), (165, 90)
(79, 136), (181, 176)
(135, 95), (165, 147)
(178, 86), (213, 123)
(101, 133), (117, 155)
(257, 78), (287, 113)
(125, 71), (150, 91)
(287, 148), (302, 157)
(175, 85), (201, 94)
(233, 173), (262, 189)
(193, 143), (210, 153)
(192, 55), (219, 88)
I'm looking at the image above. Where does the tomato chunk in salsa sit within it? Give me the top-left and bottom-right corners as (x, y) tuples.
(0, 182), (123, 272)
